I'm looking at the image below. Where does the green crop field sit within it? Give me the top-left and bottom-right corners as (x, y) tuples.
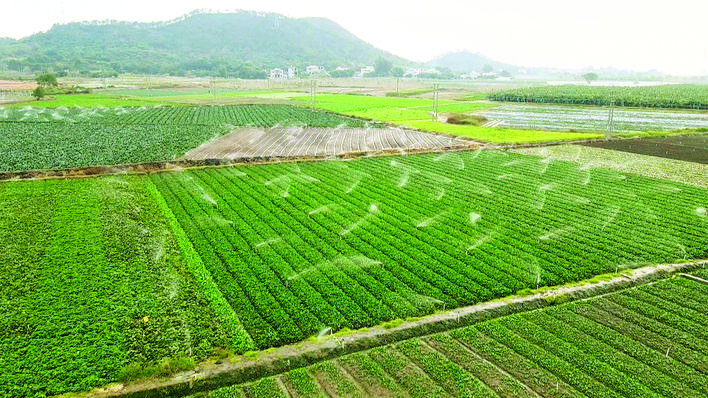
(294, 93), (611, 143)
(2, 88), (708, 398)
(488, 84), (708, 109)
(513, 144), (708, 188)
(151, 150), (708, 349)
(3, 93), (170, 109)
(196, 271), (708, 397)
(0, 176), (227, 397)
(0, 105), (367, 172)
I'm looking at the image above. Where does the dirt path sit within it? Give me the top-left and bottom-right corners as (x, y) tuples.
(82, 258), (708, 398)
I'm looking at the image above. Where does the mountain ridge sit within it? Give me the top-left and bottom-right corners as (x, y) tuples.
(0, 10), (409, 78)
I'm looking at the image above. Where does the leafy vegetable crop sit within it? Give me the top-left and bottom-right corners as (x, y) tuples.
(488, 84), (708, 109)
(0, 105), (367, 172)
(152, 150), (708, 349)
(0, 176), (228, 397)
(201, 272), (708, 397)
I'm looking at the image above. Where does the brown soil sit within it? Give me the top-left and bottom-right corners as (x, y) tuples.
(0, 80), (38, 91)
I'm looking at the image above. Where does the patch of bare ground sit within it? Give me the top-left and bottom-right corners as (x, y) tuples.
(0, 80), (38, 91)
(79, 259), (707, 398)
(182, 127), (472, 160)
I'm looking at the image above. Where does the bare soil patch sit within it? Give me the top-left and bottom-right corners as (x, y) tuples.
(183, 127), (473, 160)
(0, 80), (37, 91)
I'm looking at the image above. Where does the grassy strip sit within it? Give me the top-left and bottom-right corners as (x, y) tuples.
(403, 120), (603, 143)
(146, 178), (255, 353)
(292, 93), (609, 143)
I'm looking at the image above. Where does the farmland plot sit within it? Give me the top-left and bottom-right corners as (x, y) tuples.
(582, 133), (708, 164)
(200, 271), (708, 398)
(0, 104), (369, 127)
(0, 177), (228, 397)
(488, 84), (708, 109)
(183, 126), (470, 160)
(512, 144), (708, 188)
(0, 105), (369, 172)
(152, 150), (708, 349)
(476, 104), (708, 133)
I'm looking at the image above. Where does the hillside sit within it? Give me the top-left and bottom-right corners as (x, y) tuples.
(0, 10), (407, 78)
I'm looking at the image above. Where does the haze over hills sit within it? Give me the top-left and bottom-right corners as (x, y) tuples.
(0, 10), (674, 80)
(427, 51), (520, 73)
(0, 10), (408, 78)
(427, 50), (671, 80)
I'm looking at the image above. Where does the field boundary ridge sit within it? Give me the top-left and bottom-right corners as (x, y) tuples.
(83, 258), (708, 398)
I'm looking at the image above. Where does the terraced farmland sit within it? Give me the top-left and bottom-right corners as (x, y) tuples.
(183, 126), (470, 160)
(151, 150), (708, 349)
(197, 272), (708, 398)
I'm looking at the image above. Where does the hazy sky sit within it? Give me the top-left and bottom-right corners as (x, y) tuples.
(1, 0), (707, 75)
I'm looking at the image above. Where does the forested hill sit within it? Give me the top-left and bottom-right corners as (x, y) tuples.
(0, 10), (407, 78)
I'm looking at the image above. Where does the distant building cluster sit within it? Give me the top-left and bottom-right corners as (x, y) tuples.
(269, 66), (299, 79)
(267, 64), (515, 80)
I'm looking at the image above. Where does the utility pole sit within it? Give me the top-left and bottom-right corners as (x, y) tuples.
(396, 78), (400, 96)
(432, 83), (440, 121)
(606, 100), (615, 140)
(101, 63), (106, 89)
(311, 79), (317, 109)
(211, 77), (217, 100)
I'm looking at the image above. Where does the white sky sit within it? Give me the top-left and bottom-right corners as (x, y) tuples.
(1, 0), (707, 76)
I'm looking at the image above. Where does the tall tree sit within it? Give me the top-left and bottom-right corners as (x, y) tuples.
(582, 72), (599, 84)
(36, 73), (58, 87)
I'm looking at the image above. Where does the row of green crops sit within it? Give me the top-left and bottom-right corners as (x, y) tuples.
(488, 84), (708, 109)
(198, 272), (708, 398)
(151, 150), (708, 349)
(0, 105), (369, 172)
(0, 176), (227, 398)
(0, 104), (370, 127)
(0, 123), (227, 172)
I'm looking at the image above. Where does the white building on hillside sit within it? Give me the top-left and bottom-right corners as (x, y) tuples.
(269, 68), (285, 79)
(360, 65), (374, 77)
(306, 65), (322, 75)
